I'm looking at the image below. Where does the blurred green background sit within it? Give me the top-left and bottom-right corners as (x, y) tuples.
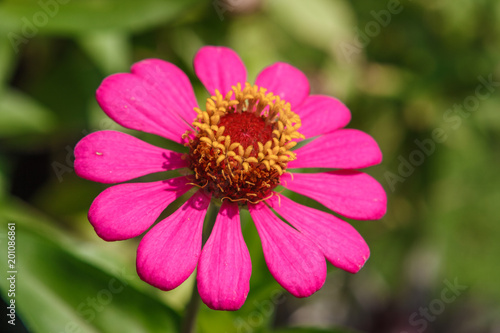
(1, 0), (499, 332)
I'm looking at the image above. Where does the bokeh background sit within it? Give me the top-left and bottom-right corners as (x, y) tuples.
(1, 0), (499, 332)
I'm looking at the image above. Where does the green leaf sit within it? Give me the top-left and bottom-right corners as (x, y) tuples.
(0, 0), (200, 36)
(198, 307), (237, 333)
(0, 89), (56, 137)
(0, 157), (8, 201)
(0, 36), (16, 91)
(267, 0), (354, 52)
(0, 200), (181, 333)
(78, 31), (131, 75)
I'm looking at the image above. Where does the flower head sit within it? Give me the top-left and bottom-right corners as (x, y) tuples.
(75, 46), (386, 310)
(187, 82), (302, 203)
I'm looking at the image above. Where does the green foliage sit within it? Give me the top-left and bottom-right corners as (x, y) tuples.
(0, 89), (56, 137)
(0, 0), (199, 35)
(0, 0), (499, 332)
(0, 201), (181, 333)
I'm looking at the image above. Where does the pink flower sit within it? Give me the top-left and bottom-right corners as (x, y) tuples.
(74, 46), (386, 311)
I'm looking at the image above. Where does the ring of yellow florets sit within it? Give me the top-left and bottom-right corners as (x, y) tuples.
(184, 83), (304, 204)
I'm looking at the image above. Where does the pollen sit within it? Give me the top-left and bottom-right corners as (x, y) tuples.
(185, 83), (304, 203)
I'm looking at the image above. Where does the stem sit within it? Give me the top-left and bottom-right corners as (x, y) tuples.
(181, 282), (201, 333)
(180, 202), (219, 333)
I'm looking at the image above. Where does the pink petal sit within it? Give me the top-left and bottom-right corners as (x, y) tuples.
(96, 59), (198, 143)
(249, 203), (326, 297)
(255, 62), (310, 108)
(194, 46), (247, 96)
(88, 177), (192, 241)
(295, 95), (351, 139)
(136, 191), (210, 291)
(288, 129), (382, 169)
(74, 130), (187, 183)
(267, 195), (369, 273)
(197, 202), (251, 310)
(281, 171), (387, 220)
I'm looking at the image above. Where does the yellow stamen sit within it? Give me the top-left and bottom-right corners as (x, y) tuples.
(185, 82), (304, 203)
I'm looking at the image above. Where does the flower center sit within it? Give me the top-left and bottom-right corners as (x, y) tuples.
(186, 83), (304, 203)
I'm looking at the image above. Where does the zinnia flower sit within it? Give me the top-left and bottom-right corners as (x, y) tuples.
(75, 46), (386, 311)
